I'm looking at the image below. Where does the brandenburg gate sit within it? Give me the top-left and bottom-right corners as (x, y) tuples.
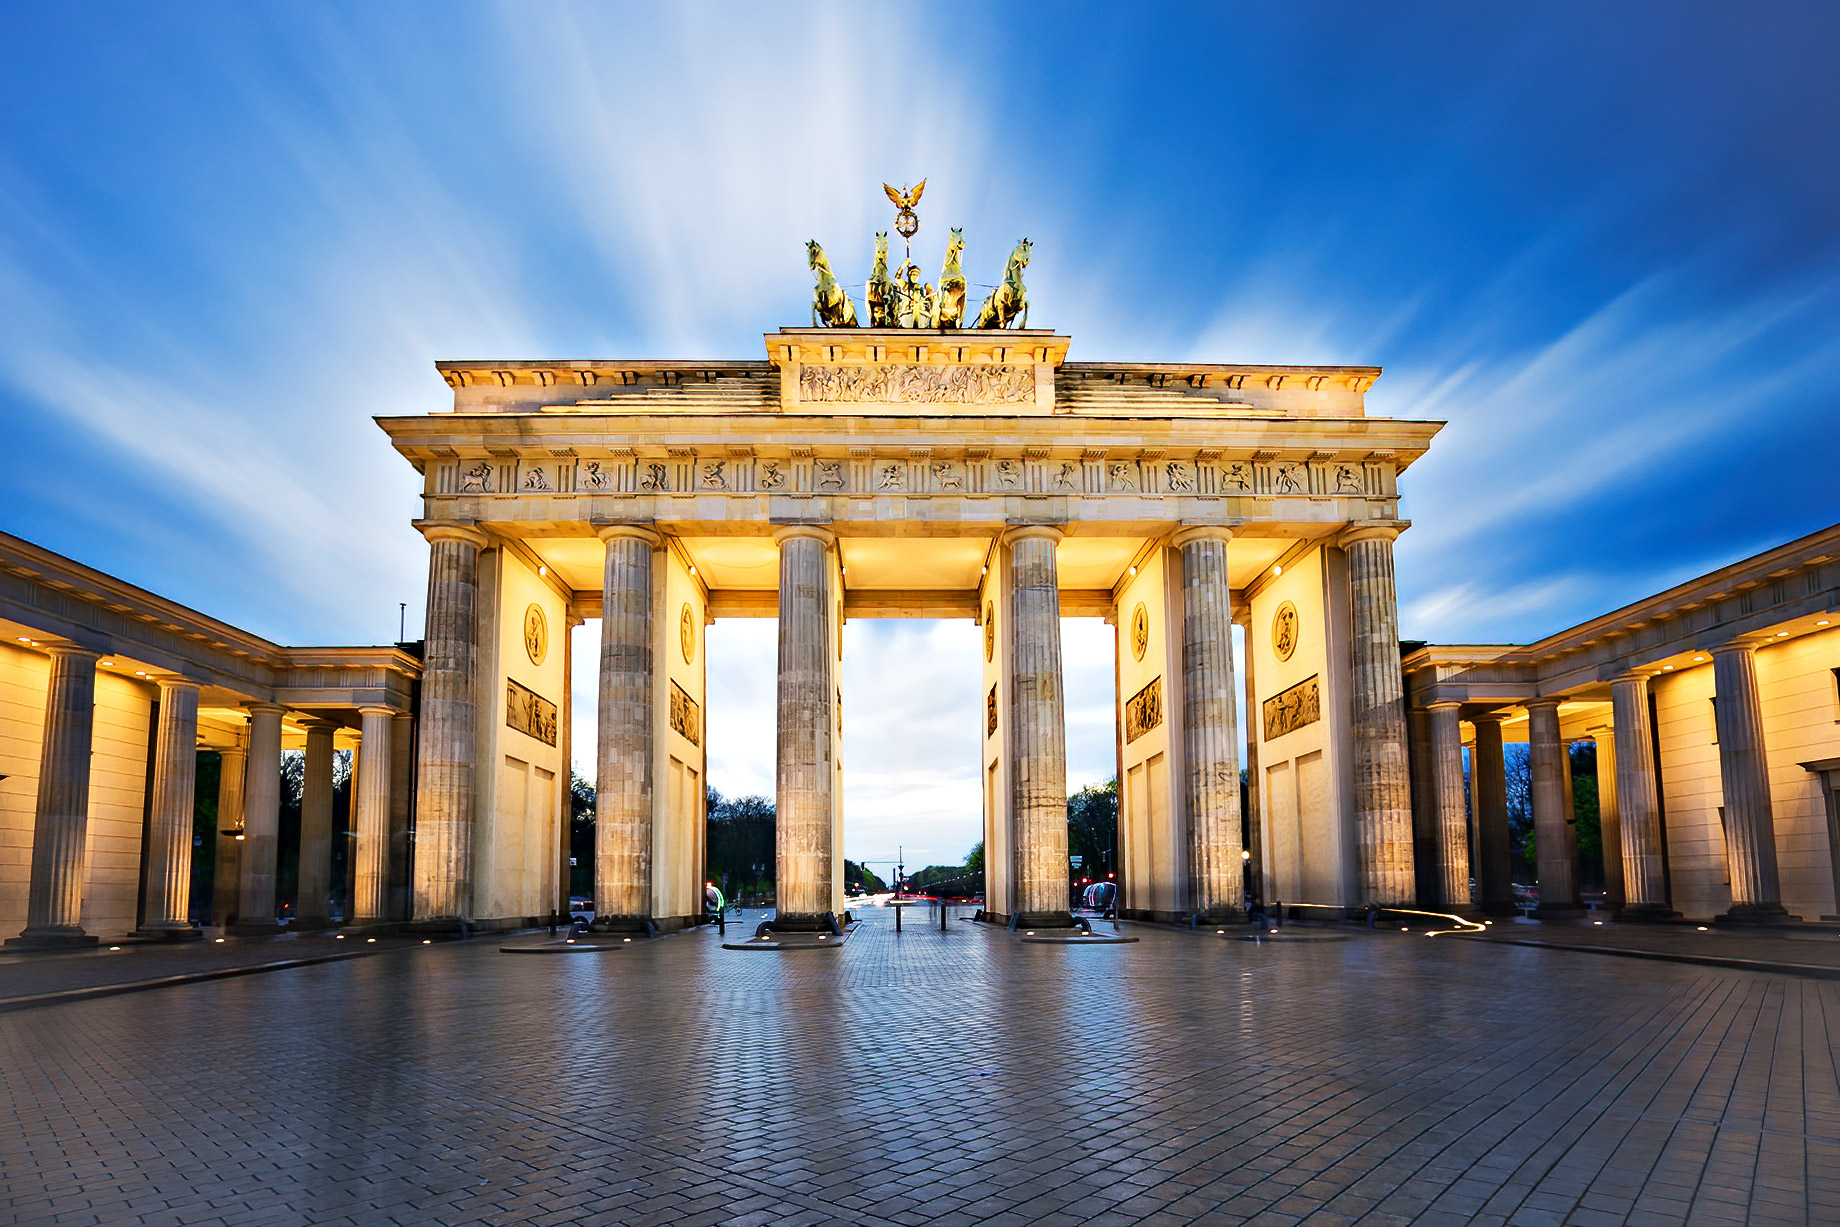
(378, 210), (1441, 934)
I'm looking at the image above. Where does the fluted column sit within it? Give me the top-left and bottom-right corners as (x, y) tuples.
(234, 703), (285, 931)
(210, 742), (247, 925)
(1527, 698), (1581, 917)
(1341, 526), (1415, 906)
(1006, 525), (1072, 926)
(353, 707), (394, 922)
(1471, 714), (1515, 916)
(139, 678), (203, 938)
(296, 719), (337, 927)
(593, 525), (660, 927)
(1428, 703), (1473, 912)
(1610, 673), (1671, 915)
(1241, 616), (1264, 910)
(773, 525), (838, 929)
(10, 645), (101, 948)
(1591, 726), (1624, 908)
(1712, 643), (1795, 922)
(411, 522), (486, 924)
(1174, 526), (1244, 919)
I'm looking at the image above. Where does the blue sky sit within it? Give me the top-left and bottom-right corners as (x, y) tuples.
(3, 4), (1836, 866)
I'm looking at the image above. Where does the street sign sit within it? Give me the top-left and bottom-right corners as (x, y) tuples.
(1070, 855), (1084, 868)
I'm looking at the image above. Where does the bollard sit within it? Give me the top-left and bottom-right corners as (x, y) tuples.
(941, 899), (948, 931)
(895, 904), (902, 934)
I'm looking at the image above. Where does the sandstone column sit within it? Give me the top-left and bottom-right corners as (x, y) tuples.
(1174, 526), (1244, 920)
(1341, 526), (1415, 906)
(1527, 698), (1581, 918)
(210, 741), (247, 925)
(1006, 525), (1072, 927)
(773, 525), (838, 930)
(353, 707), (394, 922)
(387, 711), (414, 921)
(296, 719), (337, 927)
(1241, 615), (1264, 910)
(411, 522), (486, 924)
(234, 703), (286, 932)
(139, 678), (203, 939)
(1591, 726), (1624, 908)
(593, 525), (661, 928)
(1610, 672), (1672, 917)
(1428, 702), (1473, 912)
(10, 645), (101, 948)
(1471, 714), (1516, 916)
(1712, 642), (1796, 922)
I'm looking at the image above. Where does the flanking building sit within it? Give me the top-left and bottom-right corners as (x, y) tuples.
(1403, 525), (1840, 922)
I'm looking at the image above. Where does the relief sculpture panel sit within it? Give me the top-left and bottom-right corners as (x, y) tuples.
(506, 679), (558, 747)
(800, 363), (1035, 404)
(1261, 675), (1321, 742)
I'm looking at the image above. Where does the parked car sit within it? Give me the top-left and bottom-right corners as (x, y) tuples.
(1082, 882), (1117, 914)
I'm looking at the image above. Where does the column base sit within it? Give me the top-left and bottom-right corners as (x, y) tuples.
(1196, 907), (1248, 925)
(6, 928), (99, 949)
(1616, 903), (1683, 922)
(1014, 910), (1076, 929)
(587, 914), (659, 936)
(1531, 904), (1588, 921)
(763, 911), (840, 934)
(133, 923), (204, 942)
(1716, 903), (1803, 926)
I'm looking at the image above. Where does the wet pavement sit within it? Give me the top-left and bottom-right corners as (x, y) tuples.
(2, 908), (1836, 1226)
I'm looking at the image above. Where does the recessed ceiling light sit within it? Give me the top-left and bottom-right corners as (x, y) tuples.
(537, 565), (547, 577)
(15, 637), (29, 643)
(1819, 620), (1831, 626)
(1128, 566), (1137, 576)
(1693, 656), (1705, 662)
(688, 564), (696, 575)
(100, 660), (114, 667)
(1273, 564), (1283, 576)
(1663, 665), (1674, 671)
(1776, 631), (1789, 637)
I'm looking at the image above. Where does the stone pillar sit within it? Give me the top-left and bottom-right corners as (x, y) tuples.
(1428, 703), (1473, 912)
(1006, 525), (1072, 927)
(411, 522), (486, 924)
(353, 707), (394, 923)
(1712, 643), (1796, 923)
(210, 742), (247, 925)
(387, 712), (414, 922)
(1471, 714), (1516, 916)
(10, 645), (101, 948)
(1590, 726), (1624, 909)
(1610, 673), (1672, 916)
(1341, 526), (1415, 907)
(773, 525), (838, 930)
(1174, 526), (1244, 920)
(1241, 616), (1264, 910)
(1527, 698), (1581, 918)
(593, 525), (661, 928)
(234, 703), (286, 932)
(296, 719), (337, 927)
(139, 678), (203, 939)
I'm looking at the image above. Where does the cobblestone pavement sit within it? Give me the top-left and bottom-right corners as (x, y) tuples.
(2, 909), (1837, 1227)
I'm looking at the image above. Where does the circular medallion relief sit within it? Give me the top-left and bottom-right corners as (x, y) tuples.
(680, 603), (697, 664)
(1272, 600), (1300, 663)
(983, 602), (996, 662)
(523, 604), (548, 667)
(1130, 603), (1150, 662)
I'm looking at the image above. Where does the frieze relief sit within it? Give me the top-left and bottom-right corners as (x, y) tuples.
(1125, 677), (1164, 744)
(1262, 675), (1321, 742)
(441, 451), (1389, 500)
(800, 362), (1035, 404)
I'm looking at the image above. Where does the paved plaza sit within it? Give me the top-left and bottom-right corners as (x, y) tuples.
(2, 911), (1838, 1227)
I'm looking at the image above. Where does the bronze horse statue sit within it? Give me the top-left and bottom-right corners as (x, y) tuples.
(807, 240), (859, 328)
(866, 232), (897, 328)
(936, 228), (967, 329)
(973, 238), (1030, 329)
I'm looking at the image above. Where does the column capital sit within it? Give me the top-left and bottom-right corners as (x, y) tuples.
(300, 716), (342, 734)
(415, 520), (490, 549)
(1425, 700), (1464, 713)
(1523, 695), (1564, 713)
(356, 704), (399, 720)
(595, 522), (662, 547)
(1001, 523), (1063, 547)
(39, 642), (103, 663)
(1170, 524), (1234, 548)
(1338, 522), (1405, 549)
(244, 701), (288, 716)
(1711, 638), (1762, 658)
(1611, 667), (1660, 685)
(772, 523), (835, 548)
(1469, 710), (1509, 727)
(154, 676), (202, 696)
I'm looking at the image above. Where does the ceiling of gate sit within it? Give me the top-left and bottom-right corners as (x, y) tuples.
(522, 534), (1290, 602)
